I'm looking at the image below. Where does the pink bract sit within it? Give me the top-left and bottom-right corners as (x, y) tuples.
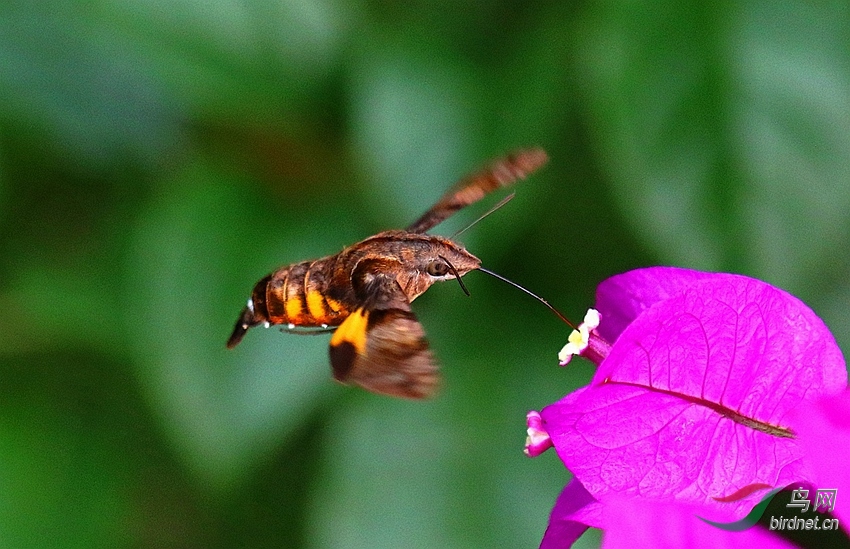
(538, 267), (847, 546)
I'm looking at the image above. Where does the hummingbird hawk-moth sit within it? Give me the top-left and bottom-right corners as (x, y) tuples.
(227, 148), (549, 399)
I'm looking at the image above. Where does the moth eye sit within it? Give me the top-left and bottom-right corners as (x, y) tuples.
(426, 260), (450, 277)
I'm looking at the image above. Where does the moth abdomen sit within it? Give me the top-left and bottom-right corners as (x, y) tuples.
(264, 258), (350, 328)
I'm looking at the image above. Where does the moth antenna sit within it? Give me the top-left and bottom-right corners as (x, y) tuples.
(477, 267), (575, 328)
(438, 255), (470, 296)
(450, 192), (515, 239)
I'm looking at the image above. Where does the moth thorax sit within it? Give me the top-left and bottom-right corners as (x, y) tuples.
(400, 271), (438, 302)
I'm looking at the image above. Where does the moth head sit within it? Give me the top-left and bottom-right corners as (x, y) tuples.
(422, 239), (481, 281)
(393, 238), (480, 301)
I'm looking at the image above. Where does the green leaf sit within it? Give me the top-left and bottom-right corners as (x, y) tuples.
(305, 327), (587, 549)
(306, 381), (566, 549)
(0, 410), (127, 547)
(730, 1), (850, 288)
(124, 154), (338, 487)
(348, 44), (480, 228)
(576, 0), (850, 292)
(100, 0), (352, 123)
(0, 7), (184, 170)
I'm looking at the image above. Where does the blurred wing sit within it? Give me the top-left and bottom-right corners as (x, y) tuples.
(406, 147), (548, 234)
(328, 278), (439, 399)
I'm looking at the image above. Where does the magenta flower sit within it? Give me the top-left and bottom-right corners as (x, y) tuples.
(529, 267), (848, 547)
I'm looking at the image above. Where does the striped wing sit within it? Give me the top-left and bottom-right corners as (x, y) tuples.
(406, 147), (548, 234)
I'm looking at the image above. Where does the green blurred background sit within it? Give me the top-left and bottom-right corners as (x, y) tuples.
(1, 0), (849, 547)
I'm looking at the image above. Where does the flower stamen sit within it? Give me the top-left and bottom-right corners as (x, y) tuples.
(524, 410), (553, 457)
(558, 308), (610, 366)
